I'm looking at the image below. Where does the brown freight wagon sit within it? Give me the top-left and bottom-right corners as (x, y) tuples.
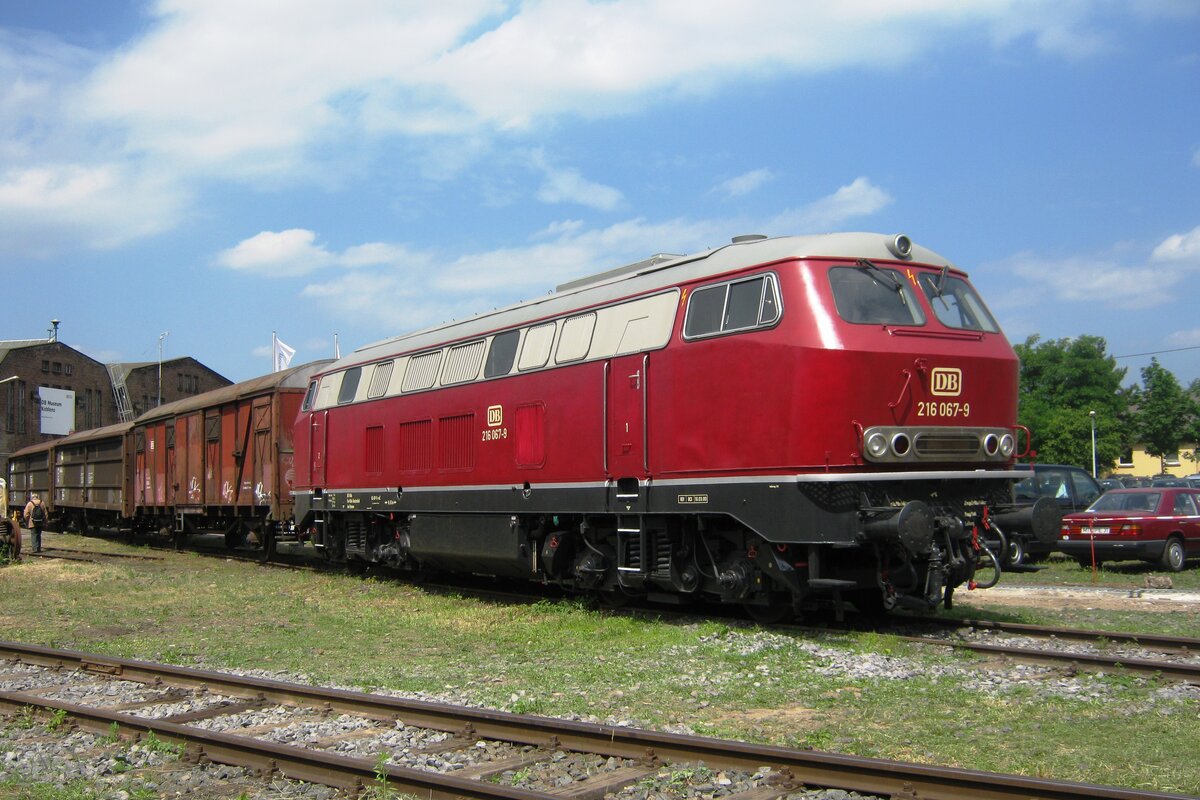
(50, 422), (135, 533)
(6, 441), (53, 524)
(132, 360), (331, 552)
(9, 421), (152, 535)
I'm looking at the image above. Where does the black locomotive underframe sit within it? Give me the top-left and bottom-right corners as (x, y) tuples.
(296, 473), (1016, 611)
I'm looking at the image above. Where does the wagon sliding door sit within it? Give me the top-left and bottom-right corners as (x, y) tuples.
(251, 400), (274, 506)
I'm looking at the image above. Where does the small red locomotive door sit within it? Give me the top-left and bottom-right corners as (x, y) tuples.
(606, 353), (648, 477)
(309, 410), (328, 486)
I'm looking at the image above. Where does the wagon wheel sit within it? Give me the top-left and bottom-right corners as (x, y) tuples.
(223, 521), (247, 550)
(259, 525), (277, 563)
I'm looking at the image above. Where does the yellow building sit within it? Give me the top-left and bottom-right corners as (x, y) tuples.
(1108, 443), (1200, 479)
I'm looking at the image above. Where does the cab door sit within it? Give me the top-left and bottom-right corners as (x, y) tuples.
(606, 353), (648, 479)
(309, 410), (328, 486)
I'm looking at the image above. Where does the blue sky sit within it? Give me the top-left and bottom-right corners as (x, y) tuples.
(2, 1), (1198, 388)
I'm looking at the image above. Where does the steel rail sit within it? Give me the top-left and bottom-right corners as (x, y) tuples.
(0, 640), (1190, 800)
(943, 618), (1200, 653)
(0, 689), (558, 800)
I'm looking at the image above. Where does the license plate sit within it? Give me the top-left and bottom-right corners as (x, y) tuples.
(1081, 526), (1110, 535)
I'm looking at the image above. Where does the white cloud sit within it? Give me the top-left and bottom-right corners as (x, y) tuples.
(2, 2), (1151, 254)
(217, 229), (336, 277)
(535, 166), (624, 211)
(1151, 225), (1200, 263)
(269, 177), (890, 324)
(1166, 328), (1200, 347)
(770, 177), (893, 231)
(0, 163), (185, 253)
(713, 169), (775, 198)
(989, 224), (1200, 312)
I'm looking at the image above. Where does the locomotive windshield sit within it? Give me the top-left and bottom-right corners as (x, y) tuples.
(918, 273), (1000, 333)
(829, 265), (925, 325)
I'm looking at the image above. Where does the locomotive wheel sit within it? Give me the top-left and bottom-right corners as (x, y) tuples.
(742, 600), (792, 624)
(597, 589), (636, 609)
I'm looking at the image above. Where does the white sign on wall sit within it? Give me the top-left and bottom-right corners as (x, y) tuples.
(39, 386), (76, 436)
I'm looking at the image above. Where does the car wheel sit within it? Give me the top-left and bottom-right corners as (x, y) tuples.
(1005, 537), (1026, 568)
(1160, 537), (1186, 572)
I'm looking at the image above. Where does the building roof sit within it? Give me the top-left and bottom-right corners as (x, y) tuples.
(0, 339), (52, 363)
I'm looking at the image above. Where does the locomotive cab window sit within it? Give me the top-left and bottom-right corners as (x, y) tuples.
(917, 273), (1000, 333)
(484, 330), (521, 378)
(684, 274), (780, 339)
(337, 367), (362, 404)
(829, 265), (925, 326)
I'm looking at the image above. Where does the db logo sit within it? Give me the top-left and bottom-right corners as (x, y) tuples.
(487, 405), (503, 427)
(931, 368), (962, 397)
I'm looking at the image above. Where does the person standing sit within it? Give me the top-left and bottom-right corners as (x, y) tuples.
(23, 493), (48, 553)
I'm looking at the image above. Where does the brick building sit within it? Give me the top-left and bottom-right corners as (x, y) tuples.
(0, 337), (231, 472)
(111, 358), (232, 418)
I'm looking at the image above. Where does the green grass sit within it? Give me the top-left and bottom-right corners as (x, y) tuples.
(2, 531), (1199, 795)
(1000, 552), (1200, 591)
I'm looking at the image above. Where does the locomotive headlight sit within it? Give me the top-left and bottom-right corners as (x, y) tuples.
(890, 432), (912, 457)
(999, 433), (1015, 457)
(983, 433), (1000, 456)
(865, 432), (889, 459)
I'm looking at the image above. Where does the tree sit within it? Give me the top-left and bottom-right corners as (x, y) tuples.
(1136, 359), (1198, 473)
(1014, 334), (1131, 470)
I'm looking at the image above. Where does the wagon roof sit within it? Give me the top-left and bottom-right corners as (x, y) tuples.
(332, 232), (956, 370)
(134, 359), (333, 424)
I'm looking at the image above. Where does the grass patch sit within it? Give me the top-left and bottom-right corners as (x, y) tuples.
(1, 531), (1198, 795)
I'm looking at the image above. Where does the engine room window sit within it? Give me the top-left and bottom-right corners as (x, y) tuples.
(402, 351), (442, 392)
(556, 313), (596, 363)
(484, 330), (521, 378)
(337, 367), (362, 404)
(366, 361), (394, 398)
(519, 322), (556, 371)
(442, 340), (486, 385)
(918, 273), (1000, 333)
(830, 265), (926, 326)
(684, 274), (781, 339)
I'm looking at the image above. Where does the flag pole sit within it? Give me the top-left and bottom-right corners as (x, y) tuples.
(271, 331), (277, 372)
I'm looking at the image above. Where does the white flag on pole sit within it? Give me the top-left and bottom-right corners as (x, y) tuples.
(273, 337), (296, 372)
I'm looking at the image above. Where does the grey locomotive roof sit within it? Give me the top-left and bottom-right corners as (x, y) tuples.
(332, 233), (955, 371)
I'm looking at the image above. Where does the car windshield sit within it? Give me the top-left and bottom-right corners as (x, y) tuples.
(1087, 491), (1161, 513)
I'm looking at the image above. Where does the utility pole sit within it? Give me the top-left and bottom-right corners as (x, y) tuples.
(158, 331), (169, 407)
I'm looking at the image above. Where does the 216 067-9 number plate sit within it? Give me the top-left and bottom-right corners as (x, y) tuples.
(917, 401), (970, 418)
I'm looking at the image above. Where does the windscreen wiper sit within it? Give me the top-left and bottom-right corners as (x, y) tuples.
(856, 258), (902, 292)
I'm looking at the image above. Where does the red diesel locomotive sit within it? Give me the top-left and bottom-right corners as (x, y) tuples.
(293, 233), (1052, 616)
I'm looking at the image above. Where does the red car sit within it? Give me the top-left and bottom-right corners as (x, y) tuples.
(1059, 488), (1200, 571)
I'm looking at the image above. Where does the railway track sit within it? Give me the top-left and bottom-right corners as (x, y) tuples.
(1, 640), (1190, 800)
(23, 535), (1200, 684)
(864, 618), (1200, 684)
